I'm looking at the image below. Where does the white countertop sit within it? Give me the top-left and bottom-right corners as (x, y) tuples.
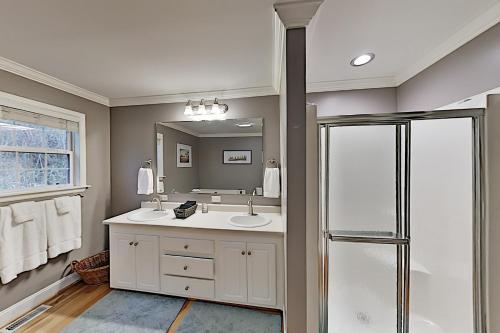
(103, 203), (284, 234)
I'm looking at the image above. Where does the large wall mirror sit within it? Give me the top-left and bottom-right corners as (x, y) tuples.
(155, 117), (264, 196)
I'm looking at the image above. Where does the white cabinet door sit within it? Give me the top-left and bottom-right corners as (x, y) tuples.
(215, 241), (247, 303)
(110, 233), (136, 289)
(247, 243), (277, 306)
(135, 235), (160, 292)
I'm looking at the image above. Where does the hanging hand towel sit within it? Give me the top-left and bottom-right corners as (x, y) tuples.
(54, 196), (72, 215)
(9, 201), (35, 224)
(45, 196), (82, 258)
(263, 167), (280, 198)
(137, 168), (154, 195)
(0, 203), (48, 284)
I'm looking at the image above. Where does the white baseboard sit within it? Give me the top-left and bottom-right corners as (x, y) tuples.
(0, 273), (80, 328)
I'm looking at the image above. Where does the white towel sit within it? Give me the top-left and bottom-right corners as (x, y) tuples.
(10, 201), (35, 224)
(0, 203), (48, 284)
(137, 168), (154, 195)
(45, 196), (82, 258)
(54, 196), (72, 215)
(263, 168), (280, 198)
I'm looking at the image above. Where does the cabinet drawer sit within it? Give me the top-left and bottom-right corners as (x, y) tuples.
(161, 255), (214, 279)
(161, 237), (214, 258)
(161, 275), (214, 299)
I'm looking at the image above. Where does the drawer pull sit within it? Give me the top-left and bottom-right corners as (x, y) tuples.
(241, 251), (245, 255)
(134, 242), (139, 246)
(184, 244), (189, 250)
(129, 241), (133, 246)
(185, 286), (190, 291)
(247, 251), (252, 255)
(183, 265), (188, 271)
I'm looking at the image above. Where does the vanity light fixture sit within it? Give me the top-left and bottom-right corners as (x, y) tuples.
(184, 98), (229, 119)
(350, 53), (375, 67)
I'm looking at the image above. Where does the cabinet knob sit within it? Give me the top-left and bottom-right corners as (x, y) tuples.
(183, 265), (188, 271)
(184, 244), (189, 250)
(241, 251), (245, 255)
(134, 242), (139, 246)
(129, 241), (133, 246)
(247, 251), (252, 256)
(185, 286), (190, 291)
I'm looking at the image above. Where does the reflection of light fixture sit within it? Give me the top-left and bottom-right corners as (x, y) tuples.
(236, 123), (253, 128)
(198, 99), (207, 114)
(350, 53), (375, 67)
(184, 100), (194, 115)
(184, 98), (229, 120)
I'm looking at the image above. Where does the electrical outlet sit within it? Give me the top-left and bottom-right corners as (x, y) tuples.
(211, 195), (221, 203)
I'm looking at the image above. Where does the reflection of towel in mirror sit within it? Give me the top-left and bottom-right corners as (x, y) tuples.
(264, 168), (280, 198)
(138, 168), (154, 195)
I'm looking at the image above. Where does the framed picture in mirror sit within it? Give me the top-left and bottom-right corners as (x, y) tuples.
(223, 150), (252, 164)
(177, 143), (192, 167)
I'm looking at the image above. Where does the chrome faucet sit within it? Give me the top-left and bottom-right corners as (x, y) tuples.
(247, 190), (257, 216)
(152, 197), (162, 211)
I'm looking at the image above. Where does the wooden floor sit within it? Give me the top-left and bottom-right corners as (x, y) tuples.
(5, 282), (282, 333)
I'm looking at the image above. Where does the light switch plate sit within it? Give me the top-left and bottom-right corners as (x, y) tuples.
(211, 195), (221, 203)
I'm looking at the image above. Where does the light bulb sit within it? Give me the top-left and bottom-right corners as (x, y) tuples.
(211, 98), (221, 114)
(184, 100), (194, 115)
(198, 99), (206, 114)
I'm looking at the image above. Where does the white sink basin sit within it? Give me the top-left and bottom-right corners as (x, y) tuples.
(229, 215), (272, 228)
(128, 209), (169, 222)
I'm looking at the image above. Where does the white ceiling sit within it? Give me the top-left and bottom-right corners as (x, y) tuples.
(307, 0), (500, 91)
(0, 0), (275, 104)
(0, 0), (499, 106)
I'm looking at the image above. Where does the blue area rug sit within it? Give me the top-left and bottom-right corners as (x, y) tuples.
(61, 290), (185, 333)
(177, 301), (282, 333)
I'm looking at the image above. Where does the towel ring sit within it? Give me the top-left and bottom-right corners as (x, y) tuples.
(142, 159), (152, 169)
(266, 158), (279, 168)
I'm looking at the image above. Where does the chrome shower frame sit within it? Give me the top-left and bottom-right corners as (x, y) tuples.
(318, 108), (487, 333)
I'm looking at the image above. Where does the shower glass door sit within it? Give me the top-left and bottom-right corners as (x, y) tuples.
(321, 121), (411, 333)
(320, 112), (485, 333)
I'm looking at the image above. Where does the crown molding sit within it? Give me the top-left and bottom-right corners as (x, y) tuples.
(0, 56), (109, 106)
(109, 85), (278, 107)
(274, 0), (323, 29)
(307, 76), (397, 93)
(395, 1), (500, 85)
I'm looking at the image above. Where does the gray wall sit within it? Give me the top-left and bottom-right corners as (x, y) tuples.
(111, 95), (280, 215)
(285, 27), (307, 333)
(308, 87), (397, 117)
(0, 70), (111, 311)
(199, 136), (263, 194)
(397, 22), (500, 111)
(157, 124), (200, 194)
(486, 94), (500, 333)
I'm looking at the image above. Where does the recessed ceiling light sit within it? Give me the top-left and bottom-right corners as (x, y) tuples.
(236, 123), (253, 128)
(350, 53), (375, 67)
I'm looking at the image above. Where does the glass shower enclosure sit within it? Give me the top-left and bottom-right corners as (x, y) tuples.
(319, 110), (486, 333)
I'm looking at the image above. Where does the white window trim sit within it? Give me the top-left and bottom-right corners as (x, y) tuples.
(0, 90), (89, 203)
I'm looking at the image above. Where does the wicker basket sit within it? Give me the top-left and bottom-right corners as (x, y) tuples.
(71, 251), (110, 285)
(174, 204), (198, 219)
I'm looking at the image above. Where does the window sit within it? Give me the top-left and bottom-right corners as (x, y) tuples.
(0, 92), (86, 199)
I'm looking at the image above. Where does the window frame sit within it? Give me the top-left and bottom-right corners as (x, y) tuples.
(0, 91), (88, 203)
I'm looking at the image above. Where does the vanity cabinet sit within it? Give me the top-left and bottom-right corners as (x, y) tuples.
(106, 221), (284, 310)
(110, 233), (160, 292)
(215, 241), (277, 307)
